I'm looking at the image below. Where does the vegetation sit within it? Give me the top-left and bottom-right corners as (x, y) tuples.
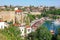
(0, 6), (60, 40)
(42, 9), (60, 19)
(57, 35), (60, 40)
(45, 9), (60, 15)
(27, 25), (52, 40)
(0, 25), (22, 40)
(25, 14), (30, 25)
(0, 33), (7, 40)
(27, 14), (42, 22)
(27, 14), (35, 22)
(57, 28), (60, 40)
(36, 15), (42, 19)
(57, 28), (60, 35)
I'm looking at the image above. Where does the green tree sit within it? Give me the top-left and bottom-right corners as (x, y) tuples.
(0, 25), (22, 40)
(57, 28), (60, 40)
(25, 15), (30, 25)
(42, 9), (60, 18)
(52, 16), (59, 19)
(29, 5), (33, 12)
(57, 28), (60, 35)
(4, 5), (7, 8)
(0, 33), (7, 40)
(36, 15), (42, 19)
(27, 14), (35, 22)
(28, 25), (52, 40)
(57, 35), (60, 40)
(22, 8), (26, 11)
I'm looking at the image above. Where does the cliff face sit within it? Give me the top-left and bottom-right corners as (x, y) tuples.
(0, 11), (25, 24)
(0, 11), (41, 24)
(0, 11), (15, 24)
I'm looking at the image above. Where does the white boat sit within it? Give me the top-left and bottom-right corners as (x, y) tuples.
(53, 20), (60, 26)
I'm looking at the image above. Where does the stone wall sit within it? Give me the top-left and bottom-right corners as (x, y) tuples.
(0, 11), (41, 24)
(0, 11), (15, 24)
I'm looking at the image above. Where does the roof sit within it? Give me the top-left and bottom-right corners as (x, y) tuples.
(13, 23), (21, 26)
(26, 25), (30, 28)
(15, 10), (22, 12)
(0, 19), (3, 22)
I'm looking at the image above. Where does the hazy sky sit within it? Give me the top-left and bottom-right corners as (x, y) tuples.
(0, 0), (60, 7)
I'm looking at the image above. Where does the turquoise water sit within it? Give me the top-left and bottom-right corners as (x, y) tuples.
(43, 20), (60, 34)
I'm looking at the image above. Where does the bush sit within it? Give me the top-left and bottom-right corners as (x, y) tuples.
(0, 33), (7, 40)
(0, 25), (22, 40)
(28, 25), (52, 40)
(57, 28), (60, 40)
(57, 35), (60, 40)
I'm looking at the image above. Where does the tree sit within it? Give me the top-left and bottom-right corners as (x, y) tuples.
(57, 28), (60, 35)
(0, 33), (7, 40)
(28, 25), (52, 40)
(29, 5), (34, 12)
(25, 15), (30, 25)
(57, 35), (60, 40)
(4, 5), (7, 8)
(52, 16), (59, 19)
(41, 13), (48, 17)
(22, 8), (26, 11)
(42, 9), (60, 18)
(36, 15), (42, 19)
(0, 25), (22, 40)
(57, 28), (60, 40)
(27, 14), (35, 22)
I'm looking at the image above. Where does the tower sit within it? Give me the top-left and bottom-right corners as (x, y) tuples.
(14, 7), (23, 24)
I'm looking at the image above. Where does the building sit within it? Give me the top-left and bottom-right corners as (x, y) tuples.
(0, 6), (5, 11)
(15, 8), (26, 25)
(26, 25), (32, 34)
(0, 20), (9, 29)
(19, 25), (32, 36)
(15, 9), (22, 23)
(0, 22), (5, 29)
(19, 26), (25, 36)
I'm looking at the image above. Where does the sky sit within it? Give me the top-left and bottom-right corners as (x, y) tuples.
(0, 0), (60, 7)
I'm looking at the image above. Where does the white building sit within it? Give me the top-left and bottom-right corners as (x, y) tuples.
(26, 26), (32, 34)
(0, 22), (9, 29)
(19, 26), (25, 36)
(19, 26), (32, 36)
(0, 22), (4, 29)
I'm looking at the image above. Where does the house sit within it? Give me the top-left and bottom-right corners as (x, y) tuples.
(26, 25), (32, 34)
(0, 6), (5, 11)
(0, 20), (9, 29)
(19, 25), (32, 36)
(0, 22), (5, 29)
(19, 26), (25, 36)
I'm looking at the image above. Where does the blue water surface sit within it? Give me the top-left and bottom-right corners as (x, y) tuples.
(43, 20), (60, 35)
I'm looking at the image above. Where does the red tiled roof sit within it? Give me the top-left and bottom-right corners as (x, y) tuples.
(13, 23), (21, 26)
(15, 10), (22, 12)
(26, 25), (30, 28)
(0, 20), (3, 22)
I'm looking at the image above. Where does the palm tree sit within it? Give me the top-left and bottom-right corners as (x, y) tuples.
(25, 14), (30, 26)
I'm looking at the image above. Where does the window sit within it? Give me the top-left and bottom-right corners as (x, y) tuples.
(28, 29), (30, 32)
(22, 29), (23, 31)
(1, 26), (3, 29)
